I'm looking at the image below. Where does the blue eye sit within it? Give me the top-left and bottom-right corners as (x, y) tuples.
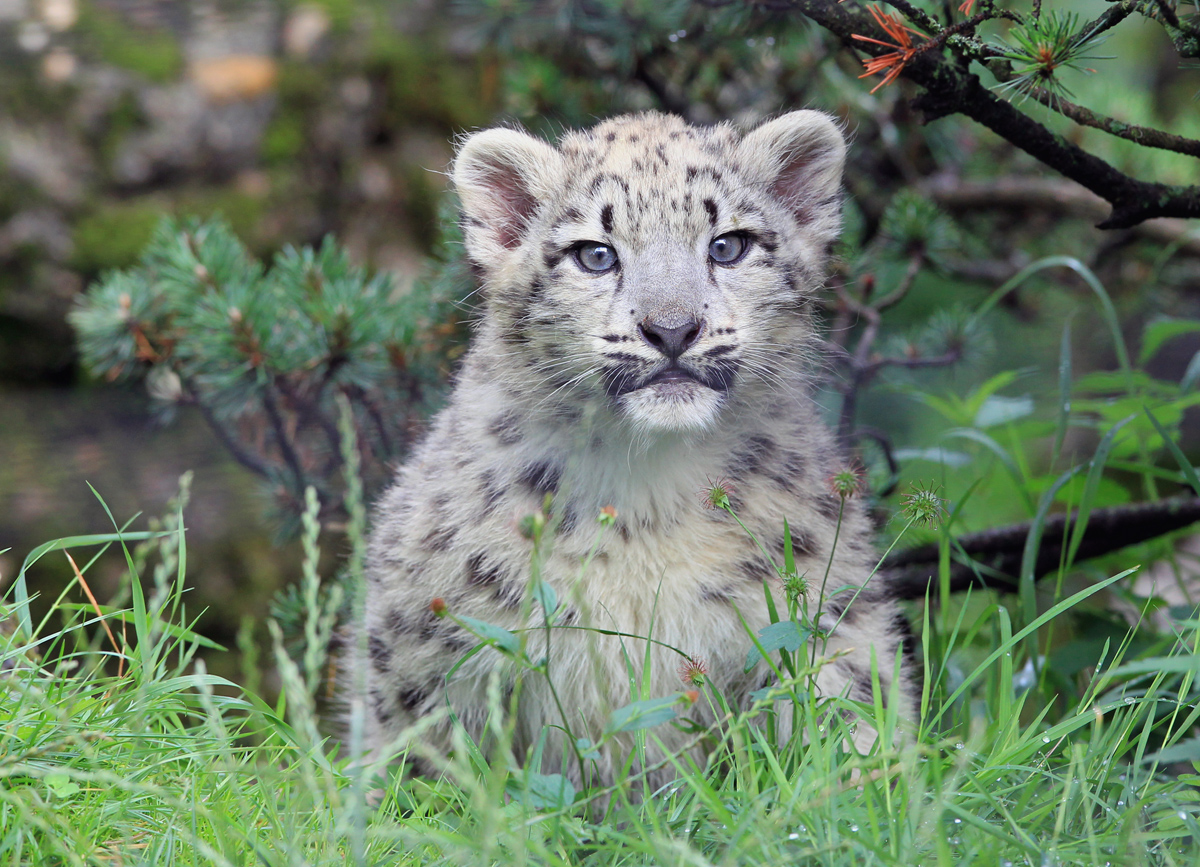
(575, 242), (618, 273)
(709, 233), (749, 264)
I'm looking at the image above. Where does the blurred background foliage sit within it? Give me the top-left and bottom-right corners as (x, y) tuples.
(2, 0), (1199, 686)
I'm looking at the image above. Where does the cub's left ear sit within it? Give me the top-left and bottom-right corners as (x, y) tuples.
(737, 111), (846, 239)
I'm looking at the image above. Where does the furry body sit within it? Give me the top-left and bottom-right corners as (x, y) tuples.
(357, 111), (917, 783)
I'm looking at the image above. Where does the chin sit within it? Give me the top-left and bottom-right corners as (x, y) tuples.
(619, 382), (725, 432)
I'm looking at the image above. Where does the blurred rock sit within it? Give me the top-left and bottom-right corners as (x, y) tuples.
(0, 208), (73, 262)
(190, 55), (278, 103)
(0, 123), (90, 205)
(283, 3), (328, 58)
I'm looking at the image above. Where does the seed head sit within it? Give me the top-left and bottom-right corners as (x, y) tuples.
(678, 656), (709, 687)
(781, 570), (809, 604)
(700, 477), (734, 511)
(827, 462), (866, 500)
(430, 597), (447, 618)
(901, 481), (945, 527)
(598, 505), (618, 526)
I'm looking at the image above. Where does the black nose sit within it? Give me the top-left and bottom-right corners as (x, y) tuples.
(638, 318), (704, 360)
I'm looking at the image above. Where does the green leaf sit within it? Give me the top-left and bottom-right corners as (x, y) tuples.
(574, 737), (601, 761)
(1146, 407), (1200, 497)
(973, 394), (1034, 428)
(455, 615), (520, 656)
(893, 447), (972, 467)
(745, 619), (813, 671)
(1064, 414), (1135, 566)
(782, 519), (796, 578)
(1139, 319), (1200, 365)
(505, 772), (575, 811)
(1145, 738), (1200, 765)
(45, 773), (80, 798)
(605, 695), (679, 733)
(531, 580), (558, 620)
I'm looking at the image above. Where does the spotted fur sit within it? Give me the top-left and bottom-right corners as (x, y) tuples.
(352, 111), (917, 785)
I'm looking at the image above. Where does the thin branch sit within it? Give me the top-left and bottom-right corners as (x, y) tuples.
(985, 61), (1200, 158)
(920, 175), (1200, 256)
(261, 380), (312, 497)
(633, 54), (694, 120)
(885, 496), (1200, 598)
(181, 380), (274, 480)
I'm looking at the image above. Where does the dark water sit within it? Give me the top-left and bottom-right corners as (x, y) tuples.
(1, 385), (303, 685)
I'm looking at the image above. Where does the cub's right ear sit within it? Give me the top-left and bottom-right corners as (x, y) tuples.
(452, 128), (565, 268)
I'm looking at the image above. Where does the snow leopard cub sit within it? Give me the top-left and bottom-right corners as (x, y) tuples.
(355, 110), (917, 785)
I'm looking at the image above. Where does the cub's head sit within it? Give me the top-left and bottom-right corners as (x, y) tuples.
(453, 111), (845, 434)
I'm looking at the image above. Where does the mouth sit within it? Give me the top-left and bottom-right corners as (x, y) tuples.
(603, 361), (736, 398)
(645, 367), (698, 387)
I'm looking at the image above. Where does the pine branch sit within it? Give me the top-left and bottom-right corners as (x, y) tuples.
(885, 496), (1200, 598)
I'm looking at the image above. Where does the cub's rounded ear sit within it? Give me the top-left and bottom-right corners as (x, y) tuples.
(737, 111), (846, 240)
(452, 128), (565, 266)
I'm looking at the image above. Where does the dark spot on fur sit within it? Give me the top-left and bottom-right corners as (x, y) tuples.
(550, 402), (582, 424)
(385, 607), (408, 636)
(600, 203), (613, 234)
(518, 462), (561, 496)
(788, 527), (818, 558)
(703, 198), (718, 226)
(397, 685), (428, 713)
(844, 664), (875, 704)
(494, 580), (523, 610)
(479, 469), (504, 514)
(780, 450), (806, 481)
(816, 494), (843, 523)
(614, 520), (632, 542)
(606, 131), (616, 142)
(488, 411), (523, 447)
(419, 525), (456, 552)
(737, 559), (771, 584)
(503, 323), (529, 346)
(556, 503), (579, 536)
(893, 610), (917, 662)
(701, 584), (736, 603)
(466, 552), (502, 586)
(368, 635), (393, 671)
(370, 688), (394, 724)
(726, 434), (775, 479)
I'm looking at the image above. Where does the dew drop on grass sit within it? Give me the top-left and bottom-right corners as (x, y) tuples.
(954, 743), (964, 750)
(953, 818), (962, 825)
(1042, 736), (1051, 743)
(849, 824), (859, 832)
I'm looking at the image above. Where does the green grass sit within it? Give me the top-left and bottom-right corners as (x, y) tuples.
(3, 464), (1199, 867)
